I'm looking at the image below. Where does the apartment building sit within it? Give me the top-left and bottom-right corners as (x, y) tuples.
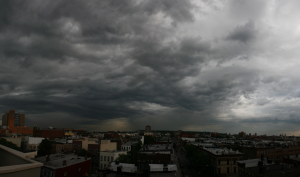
(100, 140), (117, 151)
(99, 151), (127, 170)
(26, 137), (45, 151)
(239, 144), (300, 162)
(34, 153), (91, 177)
(50, 142), (73, 154)
(197, 146), (244, 176)
(72, 137), (99, 151)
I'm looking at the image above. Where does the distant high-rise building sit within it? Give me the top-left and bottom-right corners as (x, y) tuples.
(145, 125), (151, 132)
(2, 111), (25, 127)
(238, 131), (246, 138)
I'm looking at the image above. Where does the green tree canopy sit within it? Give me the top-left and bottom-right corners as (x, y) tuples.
(0, 138), (20, 151)
(144, 136), (155, 145)
(37, 139), (52, 156)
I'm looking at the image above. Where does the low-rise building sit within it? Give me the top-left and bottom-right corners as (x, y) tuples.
(121, 142), (135, 151)
(33, 128), (64, 140)
(34, 153), (92, 177)
(237, 157), (300, 177)
(99, 151), (127, 170)
(27, 137), (45, 151)
(197, 146), (243, 176)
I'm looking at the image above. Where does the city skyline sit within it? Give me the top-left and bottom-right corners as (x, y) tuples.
(1, 1), (300, 135)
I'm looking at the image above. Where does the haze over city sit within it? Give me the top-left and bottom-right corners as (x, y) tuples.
(1, 0), (300, 135)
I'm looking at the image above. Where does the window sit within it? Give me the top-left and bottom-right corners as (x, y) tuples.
(227, 167), (229, 174)
(234, 160), (236, 164)
(227, 160), (229, 165)
(104, 156), (106, 161)
(101, 156), (103, 161)
(218, 168), (220, 174)
(73, 144), (77, 148)
(234, 167), (236, 173)
(111, 156), (113, 162)
(218, 160), (220, 165)
(101, 164), (102, 169)
(104, 164), (106, 168)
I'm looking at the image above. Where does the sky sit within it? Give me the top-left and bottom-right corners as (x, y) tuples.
(1, 0), (300, 135)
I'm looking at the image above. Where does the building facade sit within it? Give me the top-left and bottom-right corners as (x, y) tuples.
(99, 151), (127, 170)
(196, 146), (244, 176)
(145, 125), (151, 132)
(33, 128), (64, 140)
(35, 154), (91, 177)
(2, 111), (25, 127)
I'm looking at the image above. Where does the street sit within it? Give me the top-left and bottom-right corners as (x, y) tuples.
(173, 139), (199, 177)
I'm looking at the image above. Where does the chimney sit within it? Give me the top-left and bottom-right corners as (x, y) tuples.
(63, 160), (67, 166)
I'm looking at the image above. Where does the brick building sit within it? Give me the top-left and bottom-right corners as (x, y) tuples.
(33, 128), (64, 140)
(35, 153), (91, 177)
(2, 110), (25, 127)
(238, 132), (246, 138)
(88, 144), (100, 169)
(0, 110), (33, 135)
(195, 145), (244, 176)
(181, 133), (195, 138)
(239, 145), (300, 162)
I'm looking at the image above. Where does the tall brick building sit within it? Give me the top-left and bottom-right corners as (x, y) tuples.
(2, 111), (25, 127)
(0, 110), (33, 134)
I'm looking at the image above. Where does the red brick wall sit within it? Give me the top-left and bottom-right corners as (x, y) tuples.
(55, 159), (91, 177)
(181, 133), (195, 138)
(33, 129), (64, 140)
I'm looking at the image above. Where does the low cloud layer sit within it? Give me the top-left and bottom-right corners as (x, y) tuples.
(1, 0), (300, 135)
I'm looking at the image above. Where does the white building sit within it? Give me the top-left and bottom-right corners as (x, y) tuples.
(99, 151), (127, 170)
(121, 142), (135, 151)
(26, 137), (45, 151)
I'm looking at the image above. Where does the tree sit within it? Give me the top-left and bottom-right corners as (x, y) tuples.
(118, 154), (131, 163)
(37, 139), (52, 156)
(144, 136), (155, 145)
(0, 138), (20, 151)
(77, 149), (91, 157)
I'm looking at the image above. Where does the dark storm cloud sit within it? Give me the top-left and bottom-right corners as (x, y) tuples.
(0, 0), (298, 134)
(226, 20), (257, 43)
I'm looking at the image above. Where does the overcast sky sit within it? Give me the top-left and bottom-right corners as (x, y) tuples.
(1, 0), (300, 135)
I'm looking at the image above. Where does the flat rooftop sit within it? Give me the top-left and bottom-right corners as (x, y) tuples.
(34, 153), (91, 169)
(202, 147), (243, 156)
(109, 162), (177, 173)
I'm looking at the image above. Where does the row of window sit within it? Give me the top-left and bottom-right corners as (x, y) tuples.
(217, 160), (236, 165)
(88, 149), (100, 154)
(217, 167), (237, 174)
(101, 156), (113, 162)
(42, 168), (81, 177)
(122, 146), (131, 150)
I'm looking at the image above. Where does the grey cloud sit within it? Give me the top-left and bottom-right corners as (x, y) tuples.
(0, 0), (299, 135)
(226, 20), (257, 43)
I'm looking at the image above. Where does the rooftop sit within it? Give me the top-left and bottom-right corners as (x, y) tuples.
(237, 158), (275, 168)
(34, 153), (91, 169)
(202, 147), (243, 156)
(109, 162), (177, 173)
